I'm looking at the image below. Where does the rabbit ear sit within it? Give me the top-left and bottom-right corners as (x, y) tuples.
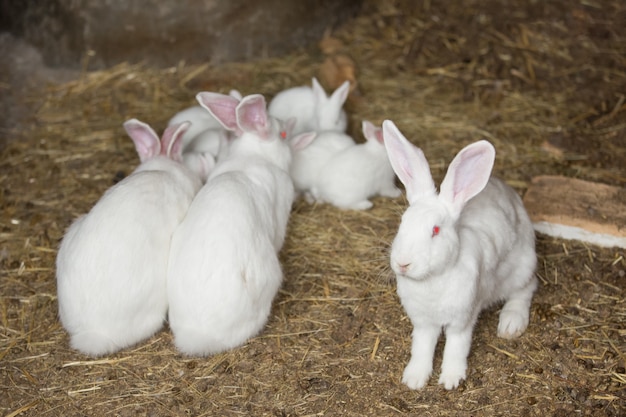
(289, 131), (317, 151)
(382, 120), (435, 204)
(439, 140), (495, 217)
(196, 92), (240, 131)
(311, 77), (326, 99)
(283, 117), (297, 138)
(123, 118), (161, 163)
(329, 80), (350, 108)
(362, 120), (383, 144)
(236, 94), (271, 139)
(228, 89), (243, 100)
(183, 152), (215, 181)
(161, 121), (190, 162)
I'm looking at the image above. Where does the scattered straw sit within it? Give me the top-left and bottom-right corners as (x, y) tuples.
(1, 1), (625, 416)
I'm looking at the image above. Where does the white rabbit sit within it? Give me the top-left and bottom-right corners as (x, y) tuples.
(168, 105), (223, 145)
(56, 119), (203, 357)
(268, 77), (350, 134)
(181, 128), (229, 182)
(168, 89), (244, 147)
(309, 120), (402, 210)
(289, 129), (355, 194)
(382, 120), (538, 390)
(169, 89), (244, 181)
(167, 93), (314, 356)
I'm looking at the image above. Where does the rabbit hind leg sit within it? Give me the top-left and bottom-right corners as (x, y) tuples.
(497, 276), (538, 339)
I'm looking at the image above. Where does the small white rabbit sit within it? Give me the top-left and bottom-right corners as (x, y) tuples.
(56, 119), (203, 357)
(168, 105), (224, 146)
(169, 89), (244, 146)
(169, 89), (244, 181)
(268, 77), (350, 134)
(167, 93), (312, 356)
(309, 120), (402, 210)
(180, 129), (225, 182)
(382, 120), (537, 390)
(289, 129), (355, 194)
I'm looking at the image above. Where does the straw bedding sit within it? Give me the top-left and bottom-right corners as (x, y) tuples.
(1, 1), (624, 415)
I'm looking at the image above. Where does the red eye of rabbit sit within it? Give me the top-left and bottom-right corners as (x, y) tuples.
(432, 226), (440, 237)
(280, 131), (287, 139)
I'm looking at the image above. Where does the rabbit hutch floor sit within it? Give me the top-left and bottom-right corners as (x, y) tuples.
(1, 1), (625, 416)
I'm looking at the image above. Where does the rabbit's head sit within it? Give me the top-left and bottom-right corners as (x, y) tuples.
(382, 120), (495, 281)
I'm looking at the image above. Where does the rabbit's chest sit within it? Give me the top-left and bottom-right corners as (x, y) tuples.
(397, 274), (476, 326)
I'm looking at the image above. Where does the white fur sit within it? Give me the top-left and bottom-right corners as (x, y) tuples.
(309, 120), (401, 210)
(56, 120), (202, 357)
(167, 93), (295, 356)
(289, 130), (355, 193)
(180, 128), (230, 182)
(268, 77), (350, 134)
(383, 120), (537, 390)
(169, 89), (244, 180)
(168, 106), (225, 152)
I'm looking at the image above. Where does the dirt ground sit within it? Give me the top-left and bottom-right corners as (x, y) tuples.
(1, 1), (625, 416)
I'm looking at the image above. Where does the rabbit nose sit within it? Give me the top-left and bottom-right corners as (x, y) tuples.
(397, 262), (411, 274)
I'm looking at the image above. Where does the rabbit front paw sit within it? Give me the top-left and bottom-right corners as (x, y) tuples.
(401, 359), (432, 390)
(438, 366), (466, 390)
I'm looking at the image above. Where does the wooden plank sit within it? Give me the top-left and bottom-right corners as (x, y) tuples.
(522, 175), (626, 248)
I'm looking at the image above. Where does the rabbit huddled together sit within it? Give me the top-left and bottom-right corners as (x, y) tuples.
(56, 119), (203, 356)
(269, 78), (400, 210)
(56, 78), (537, 391)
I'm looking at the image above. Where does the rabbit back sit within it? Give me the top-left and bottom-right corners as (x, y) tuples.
(167, 170), (289, 356)
(56, 167), (199, 356)
(290, 131), (355, 192)
(268, 86), (316, 134)
(459, 178), (537, 310)
(311, 141), (399, 210)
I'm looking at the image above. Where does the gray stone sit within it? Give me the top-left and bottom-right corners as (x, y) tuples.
(0, 0), (363, 69)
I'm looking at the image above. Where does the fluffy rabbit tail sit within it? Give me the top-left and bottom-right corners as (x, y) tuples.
(171, 327), (220, 357)
(69, 331), (124, 357)
(69, 332), (115, 357)
(170, 305), (272, 358)
(66, 312), (165, 356)
(172, 327), (235, 357)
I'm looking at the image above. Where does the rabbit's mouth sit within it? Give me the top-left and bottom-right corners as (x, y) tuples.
(391, 259), (431, 281)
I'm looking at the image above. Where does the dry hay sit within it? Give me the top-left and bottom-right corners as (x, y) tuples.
(1, 0), (625, 416)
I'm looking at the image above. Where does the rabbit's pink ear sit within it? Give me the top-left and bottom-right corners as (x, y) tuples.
(382, 120), (435, 204)
(236, 94), (270, 139)
(196, 92), (239, 131)
(439, 140), (495, 217)
(161, 121), (190, 162)
(362, 120), (383, 144)
(123, 118), (161, 163)
(290, 131), (317, 151)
